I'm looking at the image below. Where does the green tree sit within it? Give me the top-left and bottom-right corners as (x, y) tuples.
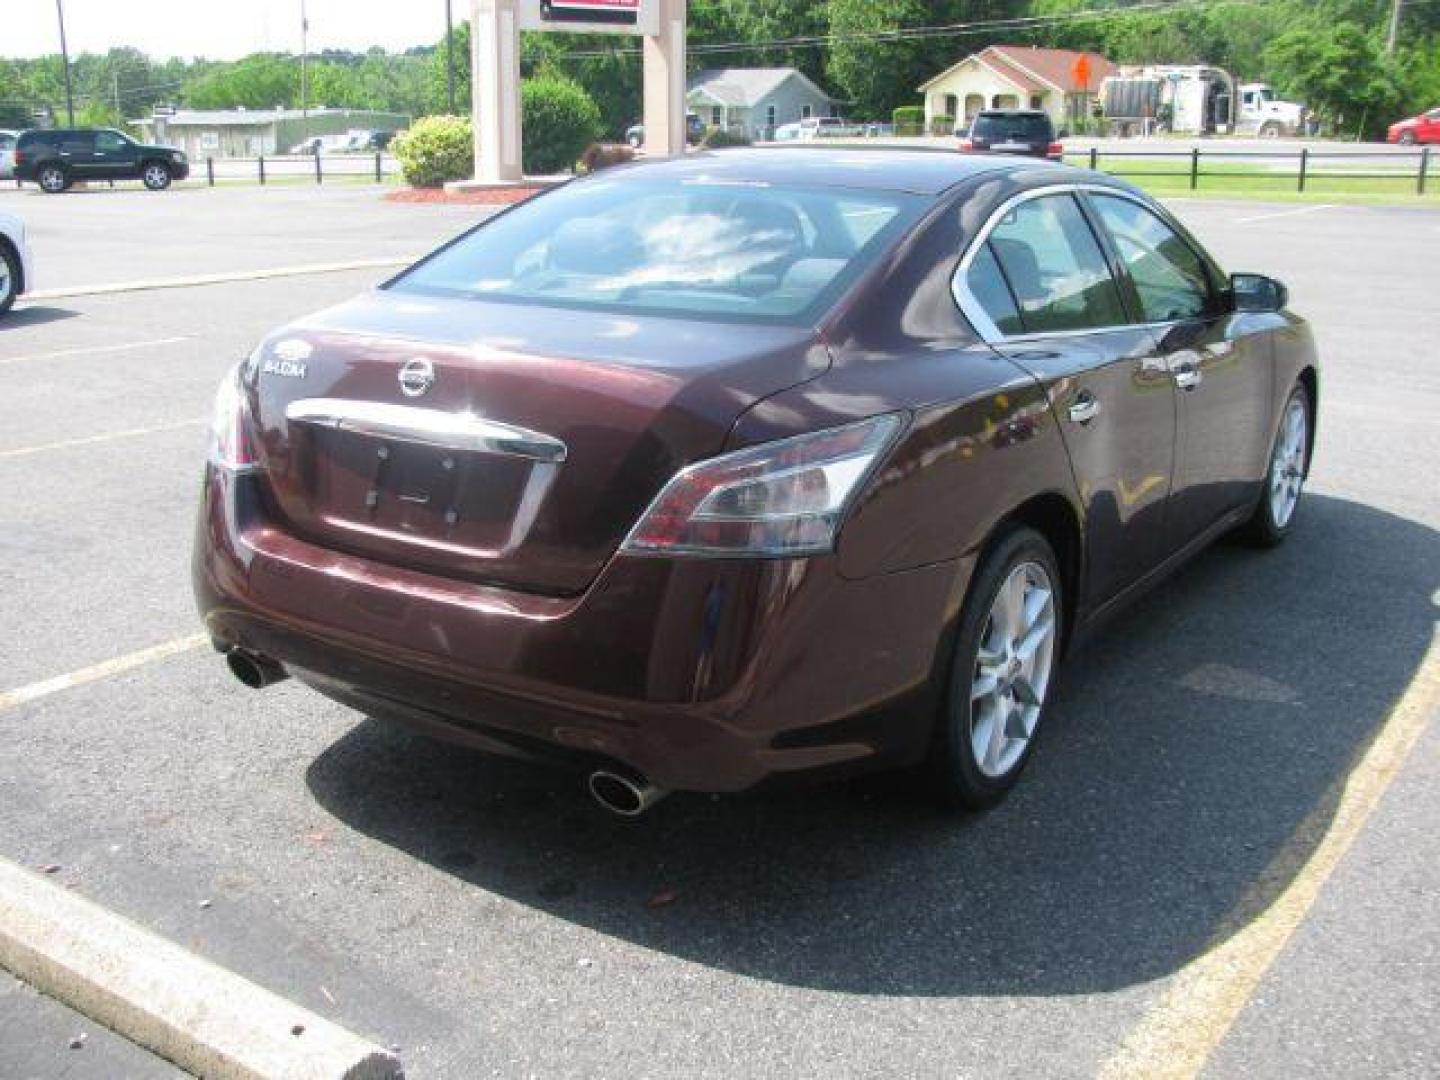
(825, 0), (930, 118)
(1264, 22), (1401, 136)
(521, 72), (602, 173)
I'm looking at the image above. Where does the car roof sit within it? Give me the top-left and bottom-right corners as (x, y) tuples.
(617, 147), (1030, 195)
(977, 109), (1048, 118)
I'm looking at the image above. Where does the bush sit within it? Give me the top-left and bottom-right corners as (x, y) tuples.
(892, 104), (926, 136)
(928, 114), (956, 136)
(701, 127), (752, 148)
(391, 115), (473, 187)
(579, 142), (636, 173)
(522, 73), (603, 174)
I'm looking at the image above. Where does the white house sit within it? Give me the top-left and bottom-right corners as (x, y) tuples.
(687, 68), (840, 140)
(918, 46), (1117, 132)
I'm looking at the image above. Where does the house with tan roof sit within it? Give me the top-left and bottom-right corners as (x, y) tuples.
(918, 45), (1117, 133)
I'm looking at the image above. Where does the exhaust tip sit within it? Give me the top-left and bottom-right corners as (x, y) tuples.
(587, 770), (665, 818)
(225, 649), (287, 690)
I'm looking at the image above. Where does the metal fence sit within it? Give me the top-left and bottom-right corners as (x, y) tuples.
(192, 153), (402, 186)
(1066, 147), (1435, 195)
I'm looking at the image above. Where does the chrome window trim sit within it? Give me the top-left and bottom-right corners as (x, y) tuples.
(950, 182), (1198, 345)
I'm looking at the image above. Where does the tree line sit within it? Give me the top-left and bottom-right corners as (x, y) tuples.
(2, 1), (1437, 139)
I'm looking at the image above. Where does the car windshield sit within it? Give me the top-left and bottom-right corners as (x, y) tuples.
(972, 114), (1052, 141)
(390, 177), (927, 324)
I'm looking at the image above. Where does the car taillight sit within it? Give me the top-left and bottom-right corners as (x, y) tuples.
(12, 149), (23, 165)
(207, 363), (259, 473)
(622, 414), (905, 558)
(958, 139), (974, 152)
(1047, 142), (1064, 160)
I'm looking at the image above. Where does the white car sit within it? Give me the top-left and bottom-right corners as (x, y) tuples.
(773, 121), (804, 141)
(0, 211), (35, 317)
(0, 130), (18, 180)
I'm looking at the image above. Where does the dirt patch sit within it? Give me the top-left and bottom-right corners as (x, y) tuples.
(384, 185), (549, 206)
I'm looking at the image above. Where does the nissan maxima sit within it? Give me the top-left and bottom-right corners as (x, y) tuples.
(194, 149), (1317, 814)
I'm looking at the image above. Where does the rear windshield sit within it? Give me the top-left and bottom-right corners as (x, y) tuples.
(389, 176), (927, 324)
(972, 113), (1053, 142)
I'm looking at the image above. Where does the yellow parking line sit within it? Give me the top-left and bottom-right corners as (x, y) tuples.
(0, 634), (209, 713)
(1099, 633), (1440, 1080)
(0, 418), (204, 459)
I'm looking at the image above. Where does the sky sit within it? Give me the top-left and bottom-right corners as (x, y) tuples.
(5, 0), (456, 60)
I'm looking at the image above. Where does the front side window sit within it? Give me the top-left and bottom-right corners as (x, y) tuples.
(391, 178), (926, 324)
(95, 131), (130, 153)
(1090, 194), (1214, 323)
(975, 193), (1127, 335)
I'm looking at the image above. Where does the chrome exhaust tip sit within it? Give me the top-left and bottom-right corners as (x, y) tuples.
(225, 648), (289, 690)
(587, 770), (668, 818)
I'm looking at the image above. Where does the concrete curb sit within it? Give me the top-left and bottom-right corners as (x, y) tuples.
(0, 858), (402, 1079)
(25, 258), (416, 301)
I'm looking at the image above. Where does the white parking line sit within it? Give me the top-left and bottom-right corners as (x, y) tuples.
(0, 857), (401, 1078)
(24, 257), (416, 301)
(0, 418), (204, 459)
(0, 336), (192, 367)
(1234, 204), (1336, 225)
(0, 634), (210, 713)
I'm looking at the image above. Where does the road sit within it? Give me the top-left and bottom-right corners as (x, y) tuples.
(0, 183), (1436, 1078)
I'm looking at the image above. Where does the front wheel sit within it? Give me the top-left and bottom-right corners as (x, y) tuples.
(0, 243), (18, 316)
(142, 161), (172, 190)
(930, 527), (1063, 810)
(1240, 383), (1311, 546)
(38, 164), (69, 193)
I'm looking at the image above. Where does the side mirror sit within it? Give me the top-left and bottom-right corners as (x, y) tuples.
(1230, 272), (1288, 313)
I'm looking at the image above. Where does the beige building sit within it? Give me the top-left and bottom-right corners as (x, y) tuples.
(918, 45), (1117, 133)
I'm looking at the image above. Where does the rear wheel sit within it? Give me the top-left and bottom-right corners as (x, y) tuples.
(930, 527), (1063, 810)
(142, 161), (172, 190)
(37, 163), (69, 193)
(0, 243), (18, 316)
(1240, 383), (1310, 546)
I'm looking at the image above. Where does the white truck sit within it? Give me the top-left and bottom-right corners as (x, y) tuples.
(1100, 66), (1236, 137)
(1237, 83), (1308, 138)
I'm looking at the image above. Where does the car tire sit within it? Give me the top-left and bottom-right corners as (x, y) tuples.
(1399, 131), (1417, 146)
(1259, 122), (1283, 139)
(1239, 382), (1311, 547)
(37, 164), (69, 193)
(142, 161), (172, 190)
(0, 242), (18, 317)
(929, 526), (1064, 810)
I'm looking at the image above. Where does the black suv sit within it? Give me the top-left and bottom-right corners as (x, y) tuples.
(957, 109), (1063, 160)
(14, 128), (189, 193)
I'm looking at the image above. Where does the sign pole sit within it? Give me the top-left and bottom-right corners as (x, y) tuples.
(642, 0), (687, 157)
(471, 0), (524, 184)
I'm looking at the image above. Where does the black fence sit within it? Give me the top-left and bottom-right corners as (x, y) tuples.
(1066, 147), (1434, 195)
(196, 152), (399, 186)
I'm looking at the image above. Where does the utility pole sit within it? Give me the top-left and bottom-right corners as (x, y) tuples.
(445, 0), (457, 114)
(300, 0), (309, 136)
(1386, 0), (1403, 56)
(55, 0), (75, 126)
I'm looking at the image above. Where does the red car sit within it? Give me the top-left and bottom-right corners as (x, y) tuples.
(195, 149), (1316, 815)
(1387, 107), (1440, 145)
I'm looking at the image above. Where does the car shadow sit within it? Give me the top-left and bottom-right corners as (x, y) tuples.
(2, 305), (79, 329)
(305, 494), (1436, 996)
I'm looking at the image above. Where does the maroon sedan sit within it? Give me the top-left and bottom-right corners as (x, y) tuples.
(195, 149), (1317, 814)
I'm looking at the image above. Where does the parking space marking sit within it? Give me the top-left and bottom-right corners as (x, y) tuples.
(1234, 204), (1335, 225)
(1099, 634), (1440, 1080)
(0, 418), (204, 459)
(0, 336), (192, 367)
(0, 634), (208, 714)
(24, 257), (415, 301)
(0, 857), (401, 1078)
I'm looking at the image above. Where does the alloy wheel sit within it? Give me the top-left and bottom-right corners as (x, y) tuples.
(1268, 396), (1308, 528)
(40, 167), (65, 192)
(144, 164), (170, 189)
(970, 560), (1057, 778)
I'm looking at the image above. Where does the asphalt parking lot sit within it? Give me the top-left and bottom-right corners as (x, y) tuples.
(0, 182), (1437, 1078)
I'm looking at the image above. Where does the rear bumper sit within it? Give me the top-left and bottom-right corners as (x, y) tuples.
(194, 468), (968, 792)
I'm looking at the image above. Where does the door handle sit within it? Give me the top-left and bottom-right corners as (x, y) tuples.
(1066, 392), (1101, 425)
(1174, 366), (1203, 391)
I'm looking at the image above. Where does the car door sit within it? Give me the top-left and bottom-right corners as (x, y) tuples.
(58, 131), (98, 178)
(1084, 191), (1272, 554)
(954, 188), (1177, 611)
(93, 130), (139, 179)
(1423, 108), (1440, 143)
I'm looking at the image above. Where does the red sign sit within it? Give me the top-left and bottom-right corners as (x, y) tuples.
(1071, 53), (1093, 91)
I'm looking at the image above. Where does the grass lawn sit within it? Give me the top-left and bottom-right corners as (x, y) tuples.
(1066, 156), (1439, 205)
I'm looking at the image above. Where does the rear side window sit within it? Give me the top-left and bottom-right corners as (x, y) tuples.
(1089, 194), (1215, 323)
(979, 193), (1127, 335)
(18, 131), (58, 148)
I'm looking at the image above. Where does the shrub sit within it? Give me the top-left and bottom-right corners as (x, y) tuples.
(701, 126), (752, 148)
(522, 74), (603, 174)
(928, 114), (956, 136)
(391, 115), (473, 187)
(892, 105), (925, 136)
(579, 142), (636, 173)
